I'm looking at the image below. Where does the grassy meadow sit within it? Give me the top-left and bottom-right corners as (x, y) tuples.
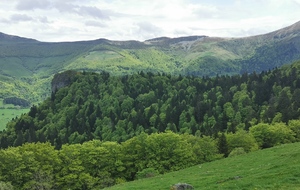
(105, 142), (300, 190)
(0, 100), (29, 130)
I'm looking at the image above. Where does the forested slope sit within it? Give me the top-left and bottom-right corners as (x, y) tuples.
(1, 61), (300, 189)
(1, 60), (300, 149)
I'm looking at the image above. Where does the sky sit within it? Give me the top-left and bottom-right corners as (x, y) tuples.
(0, 0), (300, 42)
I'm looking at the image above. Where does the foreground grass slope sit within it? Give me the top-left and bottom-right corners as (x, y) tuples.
(106, 142), (300, 190)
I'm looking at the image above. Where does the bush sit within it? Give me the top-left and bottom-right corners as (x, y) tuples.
(136, 168), (159, 179)
(228, 147), (246, 157)
(250, 123), (295, 148)
(226, 130), (258, 153)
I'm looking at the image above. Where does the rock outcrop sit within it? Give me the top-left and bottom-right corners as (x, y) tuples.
(170, 183), (194, 190)
(51, 70), (78, 93)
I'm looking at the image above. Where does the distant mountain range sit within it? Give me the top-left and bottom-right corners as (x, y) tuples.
(1, 21), (300, 103)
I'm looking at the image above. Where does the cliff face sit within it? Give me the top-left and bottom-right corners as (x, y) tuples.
(51, 70), (78, 93)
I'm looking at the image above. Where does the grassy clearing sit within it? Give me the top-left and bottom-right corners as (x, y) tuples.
(85, 50), (122, 61)
(105, 142), (300, 190)
(0, 107), (29, 131)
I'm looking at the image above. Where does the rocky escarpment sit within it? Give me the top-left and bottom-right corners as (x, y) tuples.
(51, 70), (79, 93)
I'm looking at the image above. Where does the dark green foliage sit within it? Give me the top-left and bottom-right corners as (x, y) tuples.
(240, 39), (300, 74)
(218, 133), (229, 157)
(2, 60), (300, 148)
(3, 97), (30, 107)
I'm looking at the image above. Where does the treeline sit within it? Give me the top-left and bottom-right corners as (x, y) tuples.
(1, 61), (300, 148)
(0, 132), (219, 189)
(3, 97), (30, 107)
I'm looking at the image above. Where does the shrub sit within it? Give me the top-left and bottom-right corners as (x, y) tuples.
(136, 168), (159, 179)
(228, 147), (246, 157)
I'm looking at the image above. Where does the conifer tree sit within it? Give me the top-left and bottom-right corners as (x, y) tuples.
(218, 133), (229, 157)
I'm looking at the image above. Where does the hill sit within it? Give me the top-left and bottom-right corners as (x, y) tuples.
(1, 59), (300, 148)
(105, 142), (300, 190)
(1, 21), (300, 104)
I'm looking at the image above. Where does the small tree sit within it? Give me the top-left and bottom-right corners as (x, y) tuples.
(218, 133), (229, 157)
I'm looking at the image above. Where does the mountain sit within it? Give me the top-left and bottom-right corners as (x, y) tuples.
(0, 32), (38, 43)
(1, 21), (300, 103)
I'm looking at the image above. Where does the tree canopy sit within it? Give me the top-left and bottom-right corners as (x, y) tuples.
(1, 61), (300, 148)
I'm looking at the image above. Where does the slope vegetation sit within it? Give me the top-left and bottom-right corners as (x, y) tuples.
(105, 142), (300, 190)
(1, 60), (300, 148)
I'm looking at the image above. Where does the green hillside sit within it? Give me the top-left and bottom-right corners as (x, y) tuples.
(1, 21), (300, 104)
(1, 60), (300, 148)
(105, 142), (300, 190)
(1, 56), (300, 190)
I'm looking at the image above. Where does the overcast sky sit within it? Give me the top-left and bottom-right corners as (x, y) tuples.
(0, 0), (300, 42)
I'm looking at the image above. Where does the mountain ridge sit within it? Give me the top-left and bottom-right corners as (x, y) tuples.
(1, 21), (300, 103)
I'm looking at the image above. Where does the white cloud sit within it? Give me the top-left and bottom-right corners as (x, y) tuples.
(0, 0), (299, 42)
(10, 14), (34, 22)
(16, 0), (52, 10)
(85, 20), (107, 28)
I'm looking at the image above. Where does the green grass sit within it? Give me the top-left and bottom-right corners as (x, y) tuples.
(105, 142), (300, 190)
(0, 107), (29, 130)
(85, 50), (122, 60)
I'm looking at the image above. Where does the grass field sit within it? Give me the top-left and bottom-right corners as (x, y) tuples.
(105, 142), (300, 190)
(0, 102), (29, 130)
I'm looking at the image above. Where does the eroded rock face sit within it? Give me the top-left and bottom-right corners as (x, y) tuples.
(51, 70), (78, 93)
(170, 183), (194, 190)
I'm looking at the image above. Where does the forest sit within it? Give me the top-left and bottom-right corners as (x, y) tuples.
(1, 60), (300, 189)
(1, 61), (300, 148)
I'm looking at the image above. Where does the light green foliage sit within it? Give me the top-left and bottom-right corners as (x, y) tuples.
(0, 181), (14, 190)
(122, 132), (197, 176)
(228, 147), (246, 157)
(0, 131), (222, 189)
(105, 142), (300, 190)
(250, 123), (295, 148)
(144, 132), (195, 173)
(288, 120), (300, 141)
(184, 134), (220, 163)
(0, 142), (59, 189)
(223, 102), (235, 121)
(226, 130), (258, 153)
